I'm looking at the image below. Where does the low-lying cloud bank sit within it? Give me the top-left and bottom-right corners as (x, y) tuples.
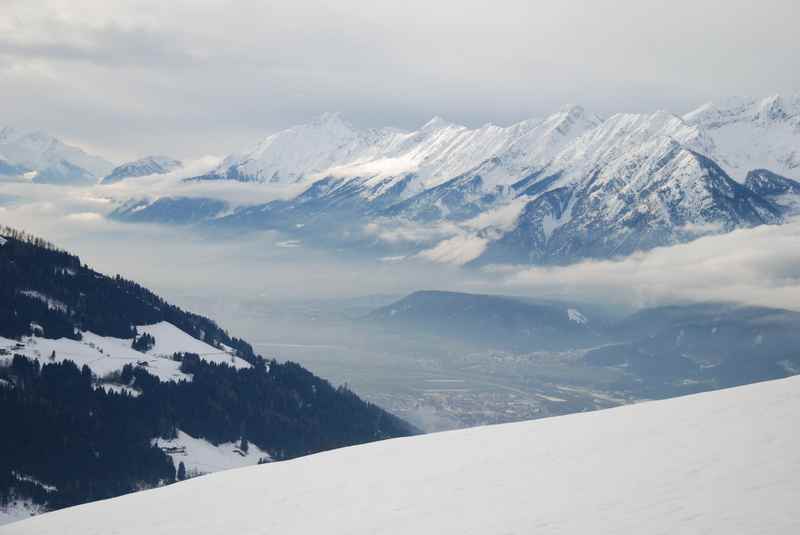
(2, 179), (800, 313)
(496, 219), (800, 311)
(0, 157), (307, 217)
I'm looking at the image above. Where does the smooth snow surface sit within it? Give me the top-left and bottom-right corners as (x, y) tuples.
(7, 375), (800, 534)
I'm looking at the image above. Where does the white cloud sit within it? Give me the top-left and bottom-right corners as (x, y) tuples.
(1, 0), (798, 160)
(498, 218), (800, 312)
(417, 234), (489, 265)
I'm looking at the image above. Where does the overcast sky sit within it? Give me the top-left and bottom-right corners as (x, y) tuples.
(2, 0), (798, 162)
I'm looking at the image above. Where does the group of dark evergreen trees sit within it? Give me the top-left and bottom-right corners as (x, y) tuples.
(0, 229), (416, 516)
(131, 331), (156, 352)
(0, 353), (413, 514)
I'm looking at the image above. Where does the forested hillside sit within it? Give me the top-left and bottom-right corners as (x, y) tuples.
(0, 227), (415, 519)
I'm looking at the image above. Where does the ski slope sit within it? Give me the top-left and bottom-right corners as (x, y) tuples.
(6, 375), (799, 534)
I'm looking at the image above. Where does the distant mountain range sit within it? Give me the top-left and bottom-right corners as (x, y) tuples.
(5, 94), (800, 266)
(0, 126), (184, 187)
(108, 94), (800, 265)
(0, 127), (113, 185)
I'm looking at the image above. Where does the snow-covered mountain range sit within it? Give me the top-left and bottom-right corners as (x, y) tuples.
(11, 94), (800, 265)
(8, 372), (800, 534)
(0, 127), (113, 185)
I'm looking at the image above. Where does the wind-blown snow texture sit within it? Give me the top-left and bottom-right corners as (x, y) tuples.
(8, 374), (800, 534)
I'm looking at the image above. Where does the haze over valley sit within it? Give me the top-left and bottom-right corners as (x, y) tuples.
(2, 1), (799, 532)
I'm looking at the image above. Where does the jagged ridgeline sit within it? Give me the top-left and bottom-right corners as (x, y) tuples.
(0, 226), (415, 516)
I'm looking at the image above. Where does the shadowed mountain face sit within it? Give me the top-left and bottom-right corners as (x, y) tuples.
(605, 303), (800, 388)
(365, 291), (800, 396)
(366, 291), (606, 351)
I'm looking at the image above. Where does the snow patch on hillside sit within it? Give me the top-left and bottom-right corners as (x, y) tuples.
(567, 308), (588, 324)
(19, 290), (68, 312)
(11, 472), (57, 494)
(0, 322), (250, 383)
(153, 430), (271, 477)
(136, 322), (249, 369)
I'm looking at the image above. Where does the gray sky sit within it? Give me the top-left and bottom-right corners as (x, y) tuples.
(1, 0), (798, 162)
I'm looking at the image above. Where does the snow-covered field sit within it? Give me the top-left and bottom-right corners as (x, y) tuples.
(6, 374), (799, 534)
(153, 430), (271, 477)
(0, 321), (250, 383)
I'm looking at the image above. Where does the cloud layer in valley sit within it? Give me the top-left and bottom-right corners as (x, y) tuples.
(2, 181), (800, 313)
(498, 219), (800, 312)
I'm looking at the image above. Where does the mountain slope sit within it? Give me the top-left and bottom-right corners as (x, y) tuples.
(683, 94), (800, 181)
(8, 373), (800, 534)
(366, 290), (603, 350)
(474, 112), (782, 265)
(0, 227), (415, 519)
(102, 156), (181, 184)
(0, 127), (113, 185)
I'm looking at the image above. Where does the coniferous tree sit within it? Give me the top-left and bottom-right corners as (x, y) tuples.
(177, 462), (186, 481)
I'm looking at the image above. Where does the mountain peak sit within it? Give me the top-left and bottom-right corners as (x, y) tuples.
(102, 155), (182, 184)
(421, 116), (461, 130)
(556, 104), (585, 116)
(0, 125), (113, 184)
(684, 93), (800, 129)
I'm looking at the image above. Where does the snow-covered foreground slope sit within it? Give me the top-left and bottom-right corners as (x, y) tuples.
(8, 375), (800, 534)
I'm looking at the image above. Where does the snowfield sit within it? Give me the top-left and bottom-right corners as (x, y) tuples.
(0, 321), (250, 383)
(6, 375), (800, 534)
(153, 430), (271, 477)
